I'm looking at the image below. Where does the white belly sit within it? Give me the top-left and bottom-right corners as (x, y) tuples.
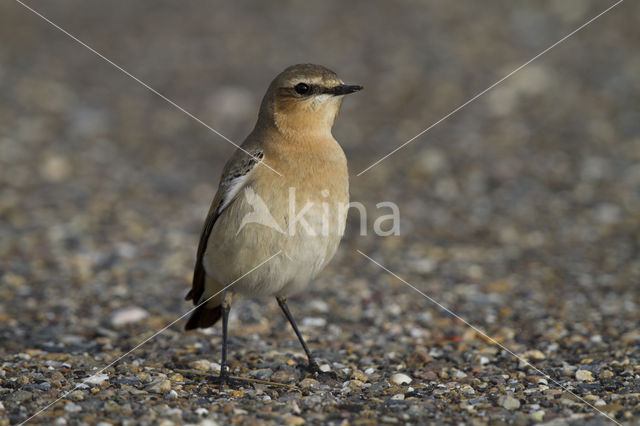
(203, 183), (347, 298)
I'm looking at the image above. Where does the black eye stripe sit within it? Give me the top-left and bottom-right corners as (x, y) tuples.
(290, 83), (334, 97)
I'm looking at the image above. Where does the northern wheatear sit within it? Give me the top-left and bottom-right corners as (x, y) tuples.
(185, 64), (362, 383)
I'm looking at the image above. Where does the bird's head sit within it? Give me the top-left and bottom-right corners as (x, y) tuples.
(257, 64), (362, 138)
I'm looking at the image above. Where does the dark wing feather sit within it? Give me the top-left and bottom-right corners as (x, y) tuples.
(186, 150), (264, 305)
(185, 201), (221, 302)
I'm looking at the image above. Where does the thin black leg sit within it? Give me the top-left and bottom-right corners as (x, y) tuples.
(276, 297), (320, 372)
(219, 303), (230, 381)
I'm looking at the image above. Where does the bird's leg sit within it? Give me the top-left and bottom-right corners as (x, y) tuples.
(215, 291), (233, 385)
(219, 307), (230, 381)
(276, 297), (322, 374)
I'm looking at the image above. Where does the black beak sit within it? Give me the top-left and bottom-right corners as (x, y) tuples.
(328, 84), (363, 96)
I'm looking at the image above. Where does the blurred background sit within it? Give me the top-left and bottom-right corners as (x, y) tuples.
(1, 0), (639, 424)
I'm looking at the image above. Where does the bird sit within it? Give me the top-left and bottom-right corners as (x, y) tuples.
(184, 64), (362, 383)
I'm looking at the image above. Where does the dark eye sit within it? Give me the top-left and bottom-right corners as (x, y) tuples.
(294, 83), (310, 95)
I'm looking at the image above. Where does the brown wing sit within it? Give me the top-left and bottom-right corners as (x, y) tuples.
(185, 149), (264, 305)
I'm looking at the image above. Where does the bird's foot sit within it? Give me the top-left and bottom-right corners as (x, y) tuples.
(206, 369), (244, 388)
(307, 360), (338, 380)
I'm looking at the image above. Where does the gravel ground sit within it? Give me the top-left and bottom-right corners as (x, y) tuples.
(1, 1), (639, 425)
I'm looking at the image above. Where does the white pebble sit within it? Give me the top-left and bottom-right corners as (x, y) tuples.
(110, 306), (148, 326)
(164, 408), (182, 416)
(64, 402), (81, 413)
(165, 390), (178, 400)
(364, 368), (376, 375)
(390, 373), (412, 385)
(302, 317), (326, 327)
(453, 369), (467, 379)
(391, 393), (405, 400)
(195, 407), (209, 417)
(461, 385), (475, 395)
(308, 300), (329, 312)
(319, 364), (331, 372)
(83, 373), (109, 385)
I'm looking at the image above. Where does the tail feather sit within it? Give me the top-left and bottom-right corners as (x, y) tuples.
(185, 305), (222, 330)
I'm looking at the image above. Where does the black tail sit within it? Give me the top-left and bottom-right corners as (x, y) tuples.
(185, 305), (222, 330)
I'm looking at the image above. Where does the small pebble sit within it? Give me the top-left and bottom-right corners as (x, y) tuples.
(461, 384), (475, 395)
(575, 369), (594, 381)
(64, 402), (82, 413)
(164, 408), (182, 417)
(250, 368), (273, 380)
(36, 381), (51, 391)
(523, 349), (546, 360)
(83, 373), (109, 385)
(452, 369), (467, 379)
(146, 378), (171, 393)
(531, 410), (545, 421)
(68, 390), (85, 400)
(301, 317), (327, 327)
(347, 379), (364, 390)
(599, 370), (614, 379)
(7, 391), (32, 402)
(190, 359), (214, 371)
(406, 349), (433, 367)
(195, 407), (209, 417)
(40, 155), (71, 182)
(110, 306), (149, 326)
(498, 395), (520, 410)
(351, 370), (368, 382)
(390, 373), (412, 385)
